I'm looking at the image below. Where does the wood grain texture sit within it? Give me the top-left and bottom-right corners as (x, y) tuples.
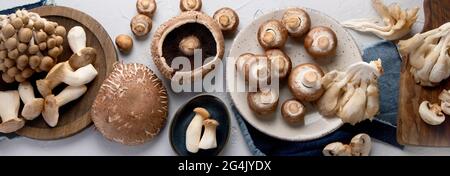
(11, 6), (117, 140)
(397, 0), (450, 146)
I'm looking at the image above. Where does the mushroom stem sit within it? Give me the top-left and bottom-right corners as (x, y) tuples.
(42, 85), (87, 127)
(0, 90), (24, 133)
(198, 119), (219, 150)
(18, 81), (44, 120)
(301, 70), (319, 88)
(186, 107), (210, 153)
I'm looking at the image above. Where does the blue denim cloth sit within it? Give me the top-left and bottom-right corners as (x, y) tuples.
(232, 41), (403, 156)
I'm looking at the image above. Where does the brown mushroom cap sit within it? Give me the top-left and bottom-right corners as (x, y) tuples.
(288, 63), (324, 102)
(130, 14), (152, 37)
(180, 0), (202, 11)
(265, 49), (292, 80)
(257, 20), (288, 49)
(137, 0), (157, 17)
(115, 34), (133, 53)
(304, 26), (337, 59)
(151, 11), (225, 80)
(91, 63), (169, 145)
(281, 99), (306, 125)
(247, 88), (279, 115)
(281, 8), (311, 38)
(213, 7), (239, 34)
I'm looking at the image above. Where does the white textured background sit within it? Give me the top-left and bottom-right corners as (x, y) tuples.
(1, 0), (449, 156)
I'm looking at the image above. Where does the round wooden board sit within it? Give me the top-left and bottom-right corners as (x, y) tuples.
(11, 6), (118, 140)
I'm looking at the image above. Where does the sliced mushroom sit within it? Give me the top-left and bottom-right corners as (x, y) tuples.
(323, 142), (352, 156)
(131, 14), (152, 37)
(281, 8), (311, 38)
(258, 20), (288, 49)
(350, 133), (371, 156)
(288, 63), (324, 102)
(213, 7), (239, 34)
(247, 88), (279, 115)
(439, 89), (450, 115)
(304, 26), (337, 59)
(136, 0), (157, 17)
(281, 99), (306, 125)
(180, 0), (202, 12)
(265, 49), (292, 80)
(419, 101), (445, 125)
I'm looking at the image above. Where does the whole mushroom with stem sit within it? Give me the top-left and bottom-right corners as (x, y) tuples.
(198, 119), (219, 150)
(281, 99), (306, 125)
(288, 63), (324, 102)
(304, 26), (337, 59)
(136, 0), (157, 17)
(186, 107), (210, 153)
(180, 0), (202, 12)
(281, 8), (311, 38)
(247, 88), (279, 115)
(213, 7), (239, 35)
(258, 20), (288, 49)
(131, 14), (152, 37)
(265, 49), (292, 80)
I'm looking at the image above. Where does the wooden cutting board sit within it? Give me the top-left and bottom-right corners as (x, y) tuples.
(6, 6), (117, 140)
(397, 0), (450, 146)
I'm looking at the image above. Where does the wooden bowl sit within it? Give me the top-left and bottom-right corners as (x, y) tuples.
(1, 6), (117, 140)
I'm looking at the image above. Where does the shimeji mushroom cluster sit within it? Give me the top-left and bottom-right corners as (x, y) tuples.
(0, 10), (66, 83)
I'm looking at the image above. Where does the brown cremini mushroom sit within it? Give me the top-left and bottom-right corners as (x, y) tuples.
(258, 20), (288, 49)
(178, 35), (201, 56)
(247, 88), (279, 115)
(91, 63), (169, 145)
(136, 0), (157, 17)
(180, 0), (202, 12)
(115, 34), (133, 53)
(131, 14), (152, 37)
(281, 8), (311, 38)
(304, 26), (337, 59)
(288, 63), (324, 102)
(213, 7), (239, 34)
(281, 99), (306, 125)
(265, 49), (292, 80)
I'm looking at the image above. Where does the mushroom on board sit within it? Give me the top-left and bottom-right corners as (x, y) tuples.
(91, 63), (169, 145)
(198, 119), (219, 150)
(213, 7), (239, 34)
(304, 26), (337, 59)
(317, 59), (383, 125)
(180, 0), (202, 12)
(281, 8), (311, 38)
(0, 90), (24, 133)
(42, 85), (87, 127)
(186, 107), (210, 153)
(136, 0), (157, 17)
(281, 99), (306, 125)
(419, 101), (445, 126)
(342, 0), (419, 41)
(288, 63), (324, 102)
(257, 20), (288, 49)
(439, 89), (450, 115)
(18, 81), (44, 120)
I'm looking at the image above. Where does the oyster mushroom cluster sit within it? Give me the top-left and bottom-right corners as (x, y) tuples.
(398, 22), (450, 87)
(0, 9), (66, 83)
(0, 26), (98, 133)
(317, 59), (383, 125)
(342, 0), (419, 41)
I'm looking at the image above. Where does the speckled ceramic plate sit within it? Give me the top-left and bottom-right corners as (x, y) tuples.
(227, 8), (362, 141)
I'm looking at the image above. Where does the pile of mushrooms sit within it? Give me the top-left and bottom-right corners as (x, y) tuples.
(323, 133), (372, 156)
(342, 0), (419, 41)
(398, 22), (450, 87)
(317, 59), (383, 125)
(0, 9), (66, 83)
(0, 26), (97, 132)
(186, 107), (219, 153)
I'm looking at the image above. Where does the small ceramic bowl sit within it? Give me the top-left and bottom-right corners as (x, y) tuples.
(169, 94), (230, 156)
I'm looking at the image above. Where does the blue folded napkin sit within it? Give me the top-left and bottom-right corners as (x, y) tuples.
(233, 41), (403, 156)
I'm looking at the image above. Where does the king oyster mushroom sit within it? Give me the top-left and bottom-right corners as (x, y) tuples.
(91, 63), (169, 145)
(257, 20), (288, 49)
(288, 63), (324, 102)
(151, 11), (224, 83)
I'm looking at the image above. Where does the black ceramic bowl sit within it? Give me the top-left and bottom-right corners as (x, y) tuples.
(170, 94), (230, 156)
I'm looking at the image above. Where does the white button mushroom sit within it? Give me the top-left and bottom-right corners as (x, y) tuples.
(186, 107), (210, 153)
(0, 90), (24, 133)
(419, 101), (445, 126)
(198, 119), (220, 150)
(42, 85), (87, 127)
(18, 81), (44, 120)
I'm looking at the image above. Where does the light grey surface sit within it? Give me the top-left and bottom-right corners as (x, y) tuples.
(1, 0), (449, 156)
